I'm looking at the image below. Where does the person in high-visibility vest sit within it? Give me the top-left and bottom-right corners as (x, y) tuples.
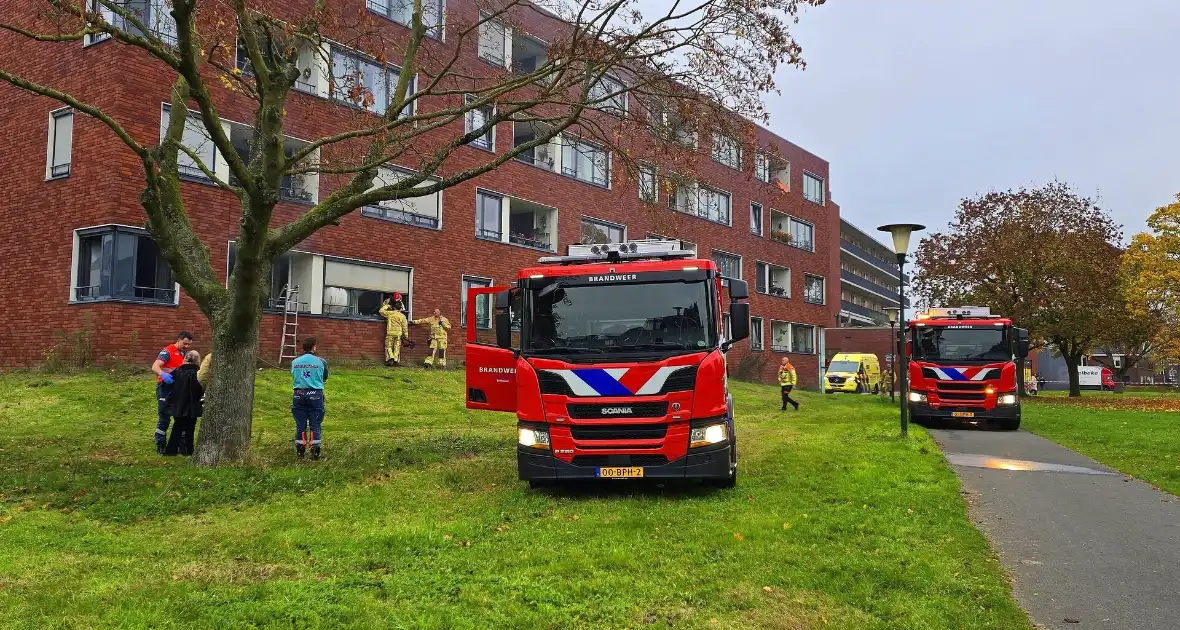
(378, 293), (409, 366)
(414, 309), (451, 367)
(778, 357), (799, 411)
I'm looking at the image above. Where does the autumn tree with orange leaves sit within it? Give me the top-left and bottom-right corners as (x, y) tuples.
(913, 182), (1122, 396)
(0, 0), (824, 465)
(1122, 194), (1180, 370)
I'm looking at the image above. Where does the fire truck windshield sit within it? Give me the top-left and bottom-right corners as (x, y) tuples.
(912, 326), (1010, 362)
(524, 280), (715, 355)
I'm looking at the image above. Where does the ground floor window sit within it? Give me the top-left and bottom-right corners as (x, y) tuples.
(73, 226), (175, 304)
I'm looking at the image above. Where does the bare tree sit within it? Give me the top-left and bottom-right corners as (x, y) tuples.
(0, 0), (821, 465)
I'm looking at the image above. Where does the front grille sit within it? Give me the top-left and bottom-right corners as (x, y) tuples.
(571, 454), (668, 467)
(827, 376), (846, 384)
(569, 423), (668, 440)
(922, 368), (1002, 382)
(937, 382), (986, 391)
(538, 366), (698, 397)
(566, 402), (669, 419)
(936, 391), (986, 401)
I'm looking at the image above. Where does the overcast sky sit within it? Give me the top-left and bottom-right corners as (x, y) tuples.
(761, 0), (1180, 248)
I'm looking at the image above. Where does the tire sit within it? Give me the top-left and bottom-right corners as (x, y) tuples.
(998, 416), (1021, 431)
(825, 390), (835, 395)
(709, 470), (737, 489)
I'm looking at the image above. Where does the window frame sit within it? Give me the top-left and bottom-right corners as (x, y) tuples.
(750, 316), (764, 351)
(328, 45), (415, 118)
(477, 13), (511, 68)
(359, 165), (444, 230)
(461, 275), (494, 329)
(47, 107), (74, 180)
(711, 249), (742, 287)
(749, 202), (763, 236)
(70, 224), (179, 306)
(803, 273), (825, 305)
(638, 163), (657, 203)
(589, 74), (628, 116)
(803, 171), (825, 205)
(579, 216), (626, 245)
(366, 0), (445, 40)
(559, 135), (611, 188)
(464, 94), (496, 151)
(754, 152), (770, 183)
(790, 322), (816, 354)
(711, 133), (741, 170)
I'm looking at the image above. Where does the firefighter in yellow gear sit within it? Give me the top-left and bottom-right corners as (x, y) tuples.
(379, 294), (409, 366)
(413, 309), (451, 368)
(778, 357), (799, 411)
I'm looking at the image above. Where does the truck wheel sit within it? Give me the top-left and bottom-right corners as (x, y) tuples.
(709, 470), (737, 489)
(998, 417), (1021, 431)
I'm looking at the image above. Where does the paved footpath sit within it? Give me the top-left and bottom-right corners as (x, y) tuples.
(928, 426), (1180, 630)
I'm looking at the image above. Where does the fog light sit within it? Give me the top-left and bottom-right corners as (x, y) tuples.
(908, 391), (927, 403)
(518, 427), (550, 450)
(690, 423), (728, 448)
(998, 394), (1018, 405)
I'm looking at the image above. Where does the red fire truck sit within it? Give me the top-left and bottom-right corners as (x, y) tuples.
(465, 240), (750, 487)
(906, 307), (1030, 430)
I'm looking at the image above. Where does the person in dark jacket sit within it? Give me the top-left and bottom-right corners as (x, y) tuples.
(164, 350), (204, 456)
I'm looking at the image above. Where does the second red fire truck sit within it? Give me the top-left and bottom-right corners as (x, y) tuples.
(906, 307), (1030, 430)
(464, 240), (750, 487)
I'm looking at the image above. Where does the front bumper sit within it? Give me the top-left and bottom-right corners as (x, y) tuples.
(824, 380), (859, 393)
(908, 401), (1019, 421)
(517, 442), (734, 481)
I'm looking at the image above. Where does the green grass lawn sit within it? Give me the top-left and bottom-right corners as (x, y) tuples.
(1025, 399), (1180, 496)
(0, 369), (1028, 629)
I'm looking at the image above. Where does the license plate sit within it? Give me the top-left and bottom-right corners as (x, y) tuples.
(952, 412), (975, 418)
(597, 467), (644, 479)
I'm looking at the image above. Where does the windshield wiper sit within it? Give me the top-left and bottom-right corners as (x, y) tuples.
(531, 347), (605, 354)
(620, 342), (691, 350)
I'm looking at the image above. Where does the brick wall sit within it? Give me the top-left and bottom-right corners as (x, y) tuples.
(0, 0), (841, 385)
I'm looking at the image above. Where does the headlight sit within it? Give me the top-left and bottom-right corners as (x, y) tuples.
(908, 391), (927, 403)
(998, 394), (1018, 405)
(518, 427), (550, 450)
(690, 422), (728, 448)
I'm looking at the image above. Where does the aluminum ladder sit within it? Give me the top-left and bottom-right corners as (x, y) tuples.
(278, 284), (301, 365)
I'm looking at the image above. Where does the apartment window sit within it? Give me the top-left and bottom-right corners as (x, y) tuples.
(580, 217), (624, 244)
(749, 202), (763, 236)
(160, 104), (217, 182)
(770, 321), (790, 352)
(476, 191), (504, 241)
(712, 250), (741, 285)
(478, 16), (510, 67)
(791, 323), (815, 354)
(754, 262), (767, 294)
(73, 226), (175, 304)
(367, 0), (444, 39)
(638, 164), (657, 203)
(750, 317), (764, 351)
(803, 172), (825, 204)
(803, 274), (825, 305)
(512, 121), (556, 168)
(790, 218), (814, 252)
(590, 75), (627, 115)
(236, 39), (318, 94)
(560, 138), (609, 187)
(86, 0), (177, 46)
(711, 134), (740, 169)
(755, 261), (789, 297)
(669, 179), (730, 225)
(322, 259), (411, 318)
(47, 109), (74, 179)
(465, 95), (495, 150)
(330, 48), (411, 117)
(361, 166), (442, 229)
(227, 122), (319, 203)
(649, 100), (696, 148)
(754, 153), (770, 183)
(462, 276), (493, 329)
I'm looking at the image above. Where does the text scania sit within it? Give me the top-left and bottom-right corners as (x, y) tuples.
(588, 274), (638, 282)
(601, 407), (633, 415)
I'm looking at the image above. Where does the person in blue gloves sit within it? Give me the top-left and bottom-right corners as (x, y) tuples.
(291, 337), (329, 460)
(151, 331), (193, 454)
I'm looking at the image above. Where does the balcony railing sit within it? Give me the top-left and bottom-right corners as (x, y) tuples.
(361, 205), (439, 229)
(770, 229), (813, 252)
(840, 270), (900, 303)
(509, 232), (551, 250)
(477, 228), (503, 241)
(75, 285), (175, 303)
(840, 239), (910, 281)
(841, 300), (887, 324)
(279, 184), (315, 204)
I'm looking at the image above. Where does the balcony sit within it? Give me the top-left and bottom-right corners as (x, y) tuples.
(841, 300), (887, 325)
(840, 270), (900, 303)
(840, 239), (910, 282)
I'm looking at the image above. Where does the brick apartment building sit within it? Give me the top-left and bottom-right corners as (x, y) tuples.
(0, 0), (840, 387)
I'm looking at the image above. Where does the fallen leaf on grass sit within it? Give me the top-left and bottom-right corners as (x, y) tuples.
(762, 586), (773, 593)
(782, 523), (791, 529)
(733, 532), (744, 540)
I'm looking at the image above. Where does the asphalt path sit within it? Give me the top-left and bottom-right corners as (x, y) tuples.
(928, 425), (1180, 630)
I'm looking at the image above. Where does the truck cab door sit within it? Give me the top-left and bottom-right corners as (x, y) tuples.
(465, 286), (517, 412)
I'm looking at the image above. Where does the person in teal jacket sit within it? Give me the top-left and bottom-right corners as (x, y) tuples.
(291, 337), (329, 460)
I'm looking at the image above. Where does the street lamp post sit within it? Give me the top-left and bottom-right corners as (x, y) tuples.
(884, 307), (899, 403)
(877, 223), (925, 437)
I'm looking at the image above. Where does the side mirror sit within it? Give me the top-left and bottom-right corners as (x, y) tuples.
(494, 289), (516, 350)
(725, 302), (750, 348)
(727, 278), (749, 301)
(1015, 327), (1030, 359)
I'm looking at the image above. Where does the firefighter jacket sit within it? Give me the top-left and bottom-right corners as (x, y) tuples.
(778, 365), (797, 387)
(414, 315), (451, 341)
(379, 303), (409, 336)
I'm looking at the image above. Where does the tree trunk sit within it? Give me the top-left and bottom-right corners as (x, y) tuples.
(1065, 355), (1082, 397)
(195, 302), (264, 466)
